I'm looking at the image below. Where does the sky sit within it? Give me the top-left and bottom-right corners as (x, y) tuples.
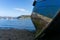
(0, 0), (34, 17)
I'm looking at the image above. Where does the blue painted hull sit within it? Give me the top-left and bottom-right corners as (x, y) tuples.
(31, 0), (60, 39)
(33, 0), (60, 18)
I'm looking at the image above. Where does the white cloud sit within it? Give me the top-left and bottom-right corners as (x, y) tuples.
(14, 8), (32, 16)
(14, 8), (29, 13)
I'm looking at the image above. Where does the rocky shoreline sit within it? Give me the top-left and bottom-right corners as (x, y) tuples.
(0, 28), (35, 40)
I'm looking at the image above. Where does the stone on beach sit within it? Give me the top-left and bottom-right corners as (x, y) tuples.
(0, 28), (35, 40)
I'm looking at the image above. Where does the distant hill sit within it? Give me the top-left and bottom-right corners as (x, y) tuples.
(17, 15), (31, 19)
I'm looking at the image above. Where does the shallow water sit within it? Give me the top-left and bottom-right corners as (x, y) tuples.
(0, 18), (36, 31)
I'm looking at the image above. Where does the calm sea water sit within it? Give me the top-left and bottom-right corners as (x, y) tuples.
(0, 18), (36, 31)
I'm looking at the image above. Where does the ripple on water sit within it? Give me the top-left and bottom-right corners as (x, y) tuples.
(0, 18), (36, 32)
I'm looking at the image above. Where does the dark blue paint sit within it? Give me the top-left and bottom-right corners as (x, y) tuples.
(33, 0), (60, 18)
